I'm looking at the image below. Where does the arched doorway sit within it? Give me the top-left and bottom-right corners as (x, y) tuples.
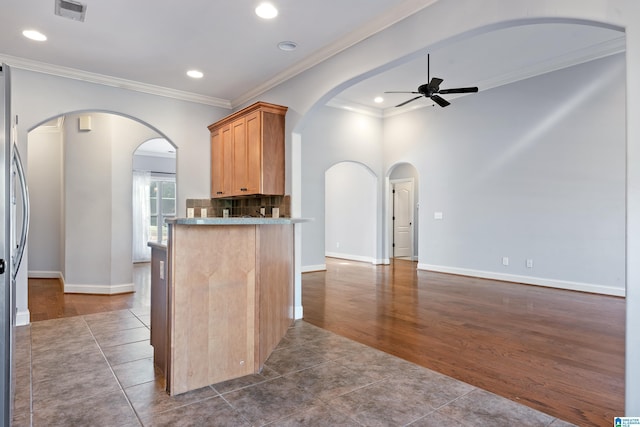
(27, 112), (177, 298)
(388, 162), (419, 261)
(132, 138), (176, 263)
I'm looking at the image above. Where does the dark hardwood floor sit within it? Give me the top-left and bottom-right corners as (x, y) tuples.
(27, 258), (624, 426)
(302, 257), (625, 427)
(28, 264), (150, 321)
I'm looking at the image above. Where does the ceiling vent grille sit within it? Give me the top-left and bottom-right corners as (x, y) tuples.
(55, 0), (87, 22)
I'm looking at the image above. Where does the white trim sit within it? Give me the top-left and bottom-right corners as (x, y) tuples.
(418, 264), (626, 297)
(232, 0), (437, 107)
(15, 310), (30, 326)
(294, 305), (304, 320)
(325, 252), (377, 264)
(328, 36), (626, 118)
(0, 1), (436, 110)
(0, 54), (232, 109)
(302, 264), (327, 273)
(326, 98), (383, 118)
(63, 282), (135, 295)
(28, 270), (63, 279)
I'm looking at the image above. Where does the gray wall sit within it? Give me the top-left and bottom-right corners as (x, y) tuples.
(28, 113), (171, 291)
(302, 53), (626, 295)
(27, 128), (63, 275)
(325, 162), (377, 263)
(133, 154), (176, 174)
(300, 106), (383, 269)
(12, 72), (227, 319)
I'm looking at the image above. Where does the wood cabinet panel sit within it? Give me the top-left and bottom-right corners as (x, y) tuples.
(209, 102), (287, 198)
(169, 225), (257, 394)
(231, 117), (248, 194)
(165, 223), (294, 396)
(245, 111), (261, 195)
(149, 244), (168, 377)
(211, 125), (233, 197)
(256, 224), (294, 367)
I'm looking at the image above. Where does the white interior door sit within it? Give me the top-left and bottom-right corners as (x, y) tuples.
(393, 180), (413, 258)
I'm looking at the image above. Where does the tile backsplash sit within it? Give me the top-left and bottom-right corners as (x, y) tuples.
(186, 195), (291, 218)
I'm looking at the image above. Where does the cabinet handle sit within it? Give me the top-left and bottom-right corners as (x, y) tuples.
(240, 188), (248, 192)
(217, 191), (223, 195)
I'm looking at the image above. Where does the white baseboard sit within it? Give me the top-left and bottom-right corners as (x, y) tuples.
(302, 264), (326, 273)
(325, 252), (376, 264)
(294, 305), (303, 320)
(64, 282), (135, 295)
(15, 309), (30, 326)
(418, 263), (626, 297)
(28, 270), (63, 280)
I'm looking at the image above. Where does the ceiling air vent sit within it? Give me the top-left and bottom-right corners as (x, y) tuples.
(55, 0), (87, 22)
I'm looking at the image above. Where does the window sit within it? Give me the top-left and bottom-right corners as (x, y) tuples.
(150, 176), (176, 243)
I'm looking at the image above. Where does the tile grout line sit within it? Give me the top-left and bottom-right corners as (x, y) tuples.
(27, 325), (34, 427)
(81, 310), (145, 426)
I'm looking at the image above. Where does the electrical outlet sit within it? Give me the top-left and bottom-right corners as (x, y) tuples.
(336, 242), (340, 248)
(502, 257), (509, 266)
(159, 261), (164, 279)
(526, 259), (533, 268)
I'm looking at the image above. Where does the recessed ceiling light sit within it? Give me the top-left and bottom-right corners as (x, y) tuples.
(22, 30), (47, 42)
(278, 41), (297, 51)
(255, 2), (278, 19)
(374, 96), (384, 103)
(186, 70), (204, 79)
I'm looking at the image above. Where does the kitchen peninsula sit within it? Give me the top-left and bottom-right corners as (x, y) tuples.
(151, 217), (304, 396)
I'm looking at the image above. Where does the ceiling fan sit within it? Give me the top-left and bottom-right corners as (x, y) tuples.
(385, 54), (479, 108)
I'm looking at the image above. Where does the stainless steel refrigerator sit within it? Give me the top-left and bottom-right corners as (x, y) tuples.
(1, 63), (29, 426)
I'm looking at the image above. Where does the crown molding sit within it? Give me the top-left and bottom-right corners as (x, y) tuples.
(0, 54), (232, 109)
(467, 35), (626, 97)
(335, 35), (626, 119)
(231, 0), (437, 108)
(326, 98), (383, 118)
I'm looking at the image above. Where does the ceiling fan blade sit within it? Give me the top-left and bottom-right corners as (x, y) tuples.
(438, 87), (479, 94)
(385, 91), (420, 94)
(430, 94), (450, 108)
(427, 77), (443, 92)
(395, 96), (423, 107)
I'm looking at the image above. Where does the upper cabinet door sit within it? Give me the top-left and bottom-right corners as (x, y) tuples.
(210, 124), (234, 198)
(245, 111), (262, 195)
(231, 117), (248, 194)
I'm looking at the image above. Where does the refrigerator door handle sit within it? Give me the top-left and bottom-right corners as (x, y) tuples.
(12, 143), (29, 280)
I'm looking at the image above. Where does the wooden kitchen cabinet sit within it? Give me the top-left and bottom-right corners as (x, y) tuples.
(210, 124), (233, 197)
(209, 102), (287, 198)
(162, 221), (295, 395)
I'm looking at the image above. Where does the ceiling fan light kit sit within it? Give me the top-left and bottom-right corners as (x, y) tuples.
(385, 54), (479, 108)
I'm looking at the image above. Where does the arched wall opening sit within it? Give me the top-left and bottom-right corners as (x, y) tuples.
(386, 162), (419, 262)
(26, 111), (178, 300)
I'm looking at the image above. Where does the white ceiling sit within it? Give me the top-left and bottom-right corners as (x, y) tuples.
(0, 1), (626, 114)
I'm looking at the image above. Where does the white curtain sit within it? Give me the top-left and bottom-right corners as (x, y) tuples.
(132, 170), (151, 262)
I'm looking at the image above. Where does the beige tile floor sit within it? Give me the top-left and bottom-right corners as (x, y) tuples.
(12, 310), (576, 426)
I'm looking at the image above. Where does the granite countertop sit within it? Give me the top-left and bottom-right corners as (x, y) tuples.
(165, 217), (311, 225)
